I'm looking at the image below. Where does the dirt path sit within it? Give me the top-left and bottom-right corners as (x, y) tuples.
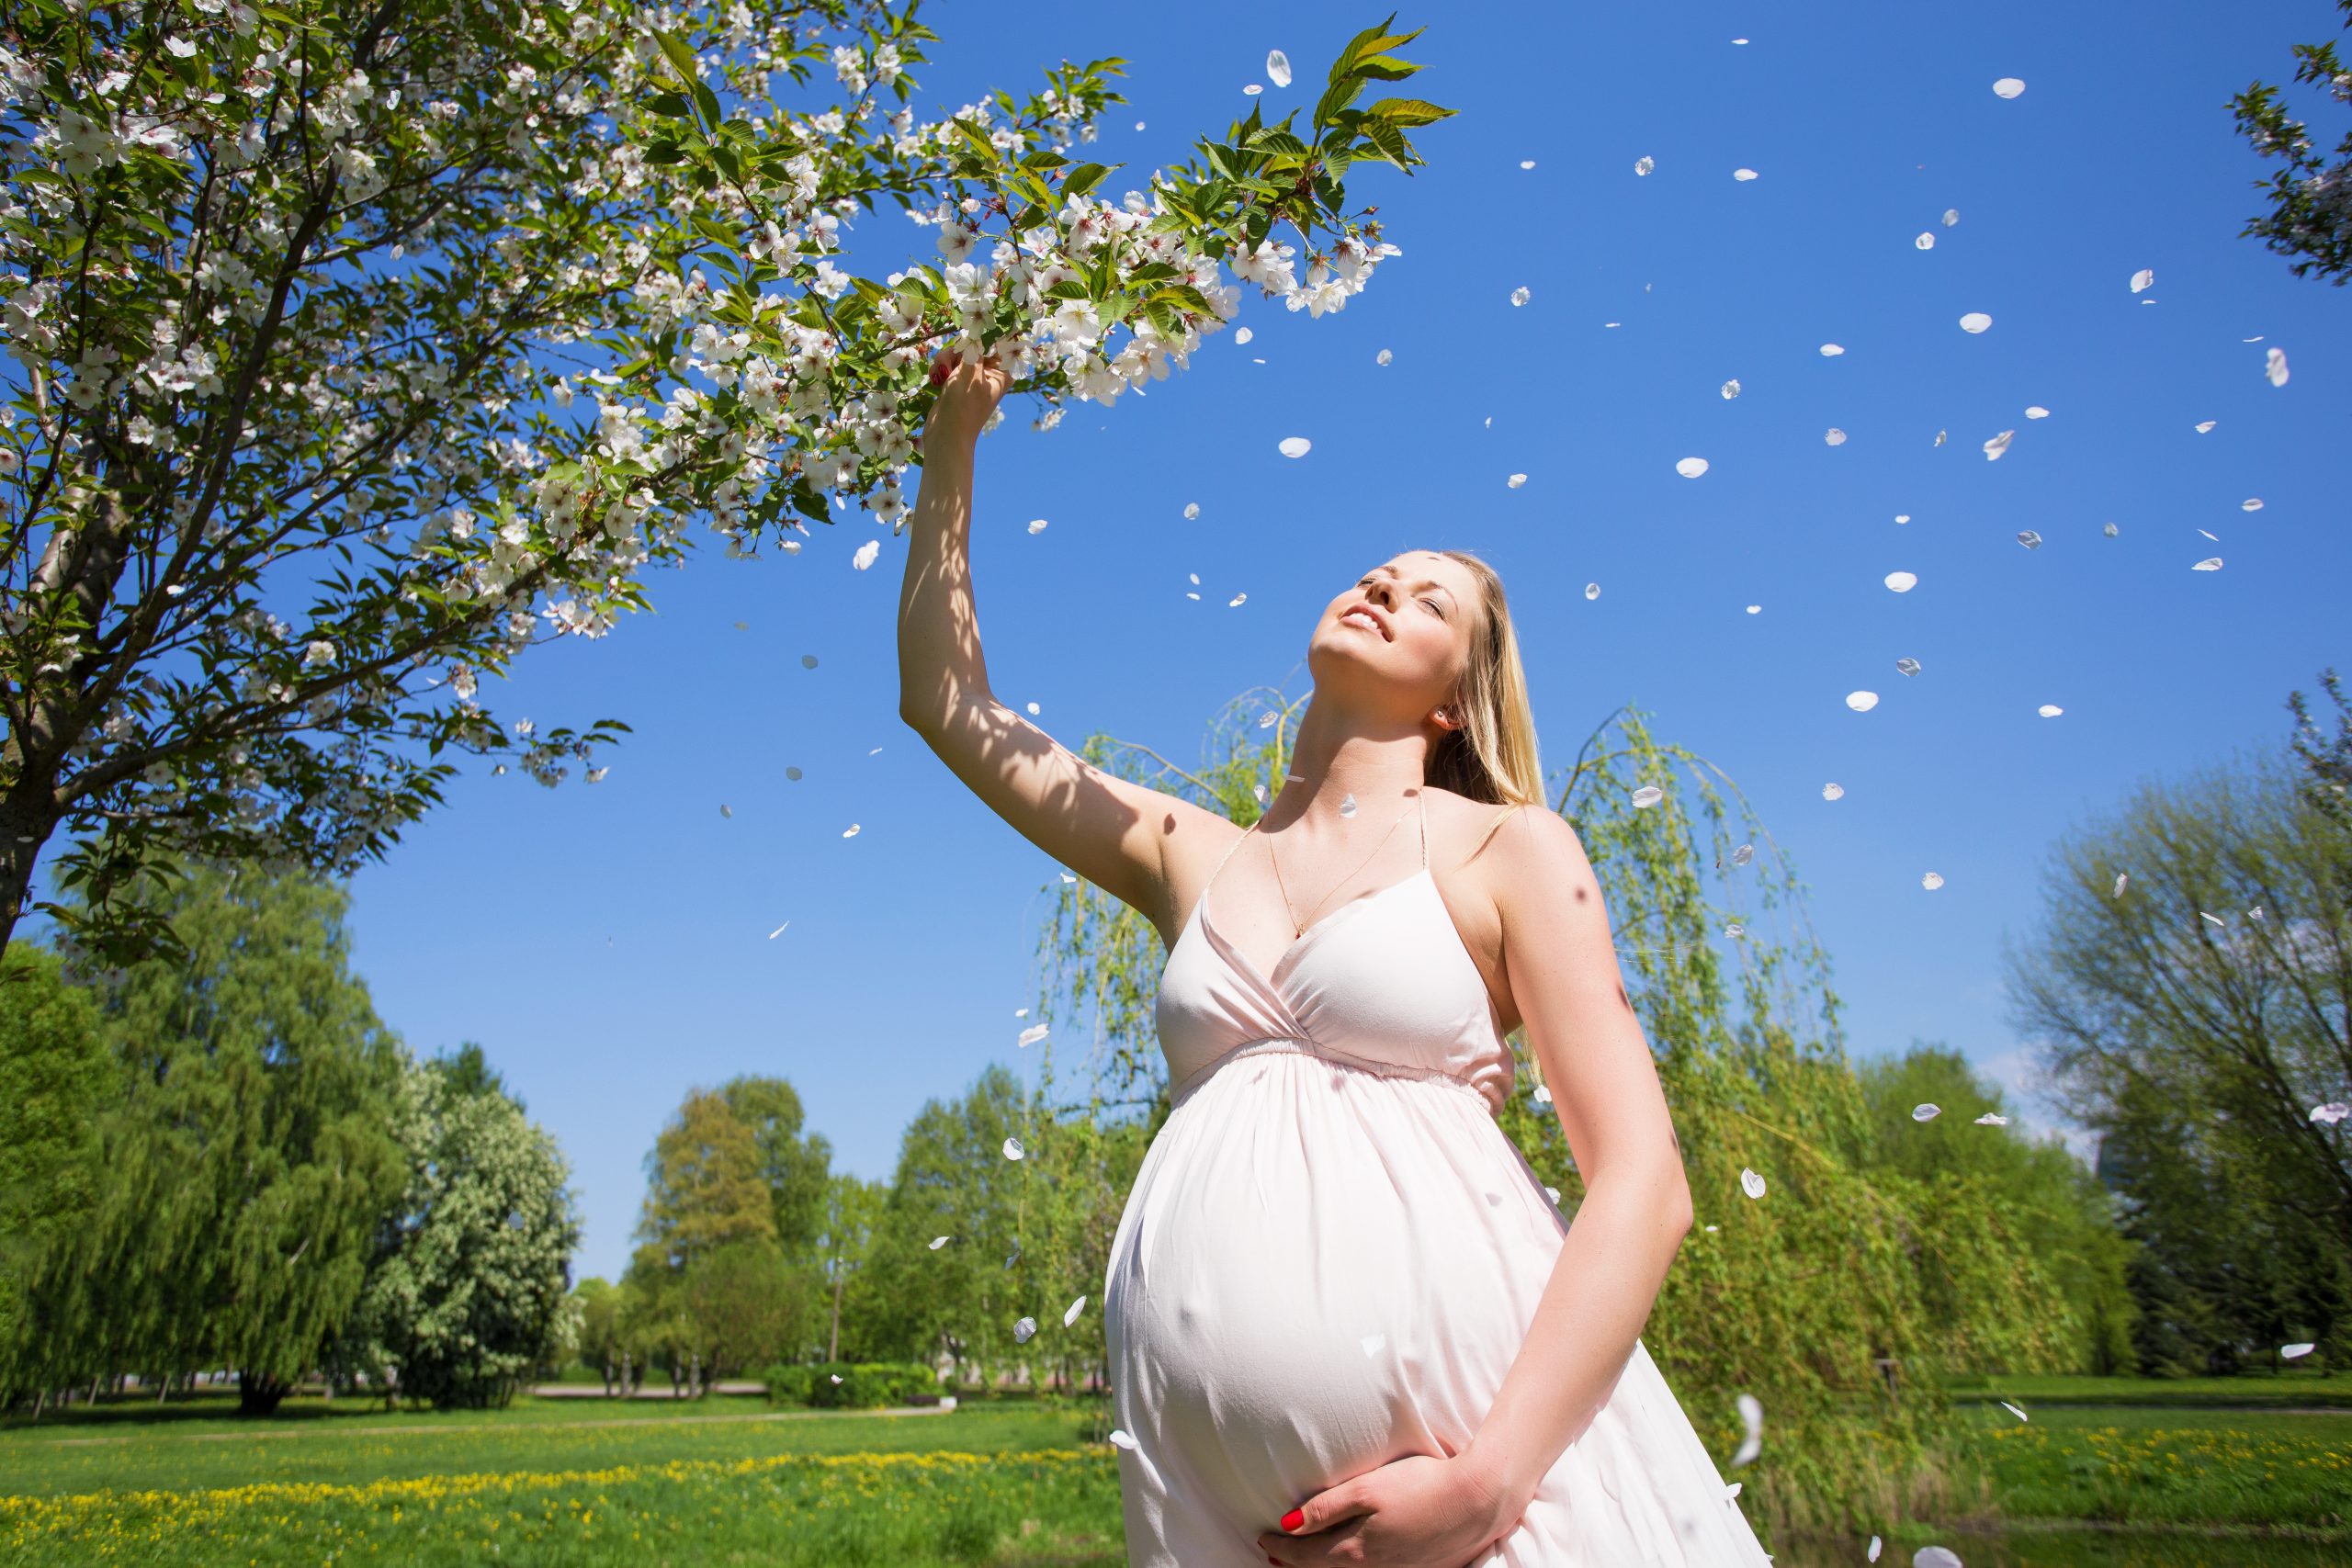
(47, 1404), (956, 1448)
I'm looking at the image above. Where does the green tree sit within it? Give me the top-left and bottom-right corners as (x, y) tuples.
(1856, 1043), (2136, 1375)
(815, 1171), (888, 1363)
(682, 1238), (812, 1378)
(2004, 740), (2352, 1366)
(716, 1076), (835, 1258)
(2232, 2), (2352, 284)
(334, 1053), (583, 1409)
(634, 1087), (777, 1272)
(570, 1277), (626, 1394)
(0, 942), (110, 1403)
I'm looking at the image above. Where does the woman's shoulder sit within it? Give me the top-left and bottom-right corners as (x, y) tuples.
(1419, 786), (1555, 870)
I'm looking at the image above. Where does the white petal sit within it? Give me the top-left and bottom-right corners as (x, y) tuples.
(1820, 343), (1846, 356)
(2284, 1341), (2318, 1359)
(1922, 872), (1944, 890)
(1109, 1427), (1140, 1450)
(842, 823), (862, 838)
(1825, 427), (1848, 446)
(1635, 155), (1656, 175)
(930, 1235), (952, 1250)
(1277, 435), (1311, 457)
(1915, 1549), (1963, 1568)
(1870, 1537), (1883, 1562)
(1959, 311), (1992, 333)
(2001, 1401), (2030, 1423)
(1740, 1168), (1767, 1199)
(1993, 76), (2026, 97)
(2025, 406), (2050, 419)
(2195, 420), (2216, 433)
(1376, 348), (1394, 366)
(2130, 268), (2154, 293)
(1028, 518), (1048, 534)
(1676, 457), (1710, 478)
(1520, 159), (1536, 170)
(2266, 346), (2290, 386)
(1847, 691), (1880, 711)
(1002, 1137), (1025, 1160)
(2018, 530), (2043, 549)
(1943, 208), (1961, 227)
(1733, 167), (1758, 181)
(1183, 502), (1201, 519)
(2242, 498), (2264, 512)
(1731, 1393), (1764, 1466)
(2192, 557), (2224, 571)
(1913, 1103), (1942, 1121)
(1823, 782), (1845, 800)
(2114, 873), (2130, 897)
(1631, 784), (1664, 808)
(1241, 84), (1261, 96)
(1896, 658), (1921, 677)
(1228, 592), (1247, 607)
(1508, 473), (1528, 489)
(1064, 1294), (1088, 1326)
(1916, 232), (1936, 250)
(1721, 378), (1742, 399)
(1265, 49), (1291, 88)
(1361, 1333), (1387, 1357)
(852, 538), (881, 570)
(1017, 1024), (1049, 1048)
(1013, 1315), (1037, 1343)
(1586, 582), (1601, 600)
(1975, 1112), (2010, 1125)
(1895, 513), (1912, 524)
(1884, 570), (1917, 592)
(2039, 704), (2064, 717)
(1234, 326), (1254, 344)
(1984, 429), (2015, 460)
(1510, 286), (1531, 306)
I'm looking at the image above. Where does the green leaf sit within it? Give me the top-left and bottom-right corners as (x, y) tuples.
(653, 29), (701, 93)
(1366, 96), (1453, 128)
(1351, 55), (1419, 83)
(646, 91), (692, 120)
(1357, 116), (1413, 173)
(1062, 162), (1111, 199)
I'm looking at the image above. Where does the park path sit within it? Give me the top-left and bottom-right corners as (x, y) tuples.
(47, 1403), (955, 1447)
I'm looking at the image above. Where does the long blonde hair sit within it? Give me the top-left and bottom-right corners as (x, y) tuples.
(1426, 549), (1545, 808)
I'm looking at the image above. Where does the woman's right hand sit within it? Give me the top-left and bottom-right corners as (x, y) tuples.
(921, 345), (1011, 460)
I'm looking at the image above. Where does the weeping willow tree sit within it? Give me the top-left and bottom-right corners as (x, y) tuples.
(1026, 684), (2083, 1538)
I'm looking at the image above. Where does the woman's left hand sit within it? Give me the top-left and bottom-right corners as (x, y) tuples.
(1256, 1451), (1521, 1568)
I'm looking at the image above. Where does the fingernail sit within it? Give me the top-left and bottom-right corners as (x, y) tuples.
(1280, 1508), (1305, 1532)
(1267, 1557), (1283, 1566)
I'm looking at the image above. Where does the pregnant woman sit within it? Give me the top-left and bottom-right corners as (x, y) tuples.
(899, 350), (1774, 1568)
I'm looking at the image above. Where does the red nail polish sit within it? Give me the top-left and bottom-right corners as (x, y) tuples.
(1267, 1558), (1283, 1566)
(1280, 1507), (1305, 1532)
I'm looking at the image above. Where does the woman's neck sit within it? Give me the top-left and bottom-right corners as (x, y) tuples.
(1270, 705), (1430, 829)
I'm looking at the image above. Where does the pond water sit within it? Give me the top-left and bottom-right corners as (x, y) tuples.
(1771, 1532), (2341, 1567)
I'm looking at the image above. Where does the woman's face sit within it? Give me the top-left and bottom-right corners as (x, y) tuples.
(1307, 549), (1481, 724)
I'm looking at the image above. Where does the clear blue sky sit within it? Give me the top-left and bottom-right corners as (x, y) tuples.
(38, 0), (2350, 1284)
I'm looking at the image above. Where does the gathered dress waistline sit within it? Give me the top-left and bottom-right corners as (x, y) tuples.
(1169, 1034), (1500, 1114)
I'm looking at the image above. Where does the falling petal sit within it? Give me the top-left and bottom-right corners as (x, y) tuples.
(2026, 406), (2050, 419)
(1109, 1427), (1140, 1450)
(842, 823), (862, 838)
(1278, 435), (1311, 458)
(1896, 658), (1921, 677)
(2266, 346), (2290, 386)
(1258, 711), (1278, 728)
(2103, 522), (2119, 536)
(2130, 268), (2154, 293)
(1183, 502), (1200, 519)
(1732, 1393), (1764, 1466)
(1943, 208), (1960, 227)
(1825, 427), (1848, 446)
(1824, 782), (1845, 800)
(1065, 1294), (1088, 1326)
(1984, 429), (2015, 461)
(1002, 1137), (1025, 1160)
(1242, 83), (1261, 96)
(1916, 232), (1936, 250)
(2243, 498), (2265, 512)
(719, 804), (733, 818)
(2284, 1341), (2318, 1359)
(1520, 159), (1536, 170)
(1820, 344), (1846, 356)
(2039, 704), (2064, 717)
(930, 1235), (952, 1250)
(1725, 919), (1747, 937)
(1265, 49), (1291, 88)
(1935, 430), (1949, 447)
(1533, 1082), (1555, 1105)
(1017, 1024), (1049, 1048)
(1508, 472), (1528, 489)
(1885, 570), (1917, 592)
(2114, 873), (2130, 897)
(1676, 457), (1710, 478)
(853, 539), (880, 570)
(1959, 311), (1992, 333)
(830, 1373), (844, 1384)
(1895, 513), (1913, 524)
(2311, 1103), (2351, 1125)
(1361, 1333), (1387, 1357)
(1013, 1315), (1038, 1343)
(2192, 557), (2224, 571)
(2195, 420), (2216, 433)
(1234, 327), (1254, 345)
(1740, 1168), (1768, 1199)
(2201, 910), (2226, 927)
(786, 766), (803, 781)
(2018, 530), (2042, 549)
(801, 654), (819, 668)
(1993, 76), (2026, 97)
(1847, 691), (1880, 712)
(1725, 1482), (1743, 1499)
(767, 921), (790, 939)
(1632, 784), (1665, 808)
(2001, 1401), (2030, 1423)
(1916, 1549), (1963, 1568)
(1635, 154), (1656, 175)
(1026, 701), (1041, 715)
(1028, 518), (1048, 534)
(1722, 378), (1742, 400)
(1870, 1538), (1883, 1562)
(1976, 1111), (2010, 1126)
(1510, 286), (1532, 306)
(1913, 1103), (1942, 1122)
(1376, 348), (1394, 366)
(1228, 592), (1247, 607)
(1585, 582), (1601, 600)
(1922, 872), (1945, 891)
(1733, 167), (1758, 181)
(1340, 793), (1358, 818)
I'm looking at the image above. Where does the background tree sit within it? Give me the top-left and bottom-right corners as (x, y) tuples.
(1856, 1043), (2137, 1375)
(2233, 1), (2352, 284)
(569, 1276), (625, 1394)
(332, 1049), (584, 1409)
(45, 852), (408, 1415)
(0, 941), (109, 1405)
(814, 1170), (888, 1363)
(0, 0), (1442, 971)
(632, 1085), (776, 1273)
(716, 1074), (835, 1259)
(681, 1238), (811, 1378)
(2004, 739), (2352, 1368)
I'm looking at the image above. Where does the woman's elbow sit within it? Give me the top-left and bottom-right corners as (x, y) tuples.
(1659, 1168), (1695, 1241)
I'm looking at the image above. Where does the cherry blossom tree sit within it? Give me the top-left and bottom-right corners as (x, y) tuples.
(2233, 0), (2352, 284)
(0, 0), (1449, 966)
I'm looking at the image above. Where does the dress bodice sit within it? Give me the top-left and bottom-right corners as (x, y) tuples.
(1154, 792), (1516, 1115)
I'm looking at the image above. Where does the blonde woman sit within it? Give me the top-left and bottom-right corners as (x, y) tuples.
(898, 350), (1773, 1567)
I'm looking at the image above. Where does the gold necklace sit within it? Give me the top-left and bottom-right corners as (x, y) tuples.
(1262, 800), (1416, 937)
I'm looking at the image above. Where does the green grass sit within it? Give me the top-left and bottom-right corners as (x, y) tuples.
(2, 1382), (2346, 1565)
(1947, 1371), (2352, 1410)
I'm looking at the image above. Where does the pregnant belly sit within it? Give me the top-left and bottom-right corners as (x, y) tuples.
(1104, 1049), (1565, 1521)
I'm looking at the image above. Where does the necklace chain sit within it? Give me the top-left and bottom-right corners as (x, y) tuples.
(1263, 800), (1416, 937)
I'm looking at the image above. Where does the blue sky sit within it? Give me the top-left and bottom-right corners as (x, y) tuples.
(33, 0), (2349, 1284)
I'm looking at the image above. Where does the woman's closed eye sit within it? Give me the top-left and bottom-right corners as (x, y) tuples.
(1357, 576), (1447, 617)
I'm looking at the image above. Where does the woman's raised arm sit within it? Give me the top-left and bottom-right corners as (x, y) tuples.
(895, 351), (1227, 938)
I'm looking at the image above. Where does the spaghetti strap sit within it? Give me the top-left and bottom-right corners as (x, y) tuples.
(1465, 801), (1524, 865)
(1417, 789), (1429, 869)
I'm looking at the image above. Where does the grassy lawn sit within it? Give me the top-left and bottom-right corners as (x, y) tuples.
(1947, 1371), (2352, 1410)
(2, 1384), (2346, 1564)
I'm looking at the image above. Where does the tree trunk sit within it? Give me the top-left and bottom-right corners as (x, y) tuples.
(238, 1371), (289, 1416)
(829, 1270), (843, 1362)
